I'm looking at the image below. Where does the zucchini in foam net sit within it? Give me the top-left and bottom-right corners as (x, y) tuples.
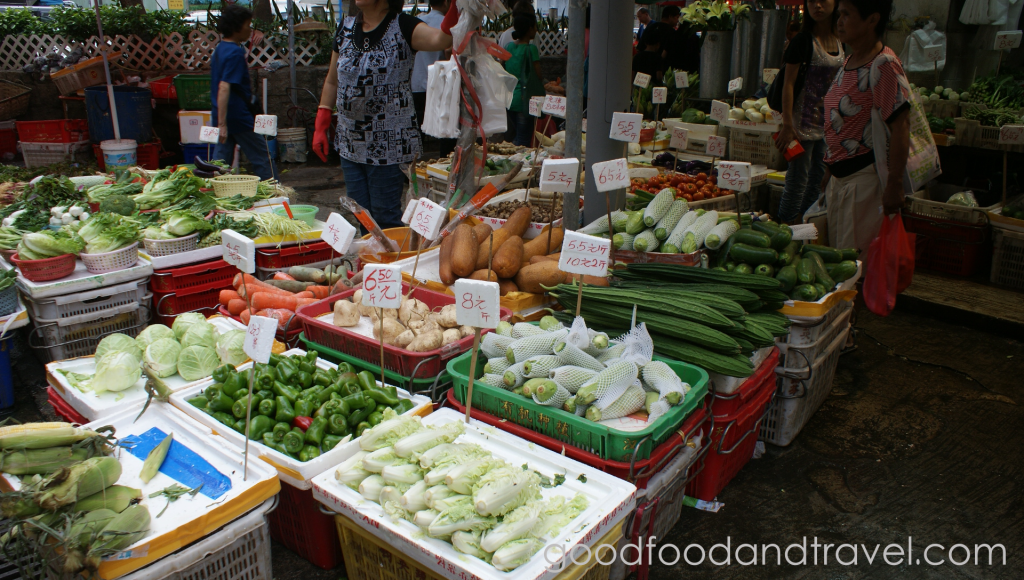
(662, 210), (698, 253)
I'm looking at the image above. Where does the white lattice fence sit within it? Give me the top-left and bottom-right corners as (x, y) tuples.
(476, 29), (565, 56)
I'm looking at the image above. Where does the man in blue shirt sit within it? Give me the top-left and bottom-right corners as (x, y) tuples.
(211, 4), (278, 180)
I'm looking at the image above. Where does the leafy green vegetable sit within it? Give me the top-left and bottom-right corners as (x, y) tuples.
(172, 312), (207, 341)
(90, 351), (142, 393)
(179, 321), (216, 350)
(144, 338), (182, 378)
(82, 219), (139, 254)
(95, 333), (143, 364)
(136, 324), (176, 352)
(162, 211), (213, 237)
(215, 330), (246, 366)
(175, 345), (220, 381)
(18, 230), (84, 259)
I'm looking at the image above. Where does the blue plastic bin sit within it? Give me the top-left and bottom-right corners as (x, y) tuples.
(182, 142), (217, 164)
(84, 86), (153, 144)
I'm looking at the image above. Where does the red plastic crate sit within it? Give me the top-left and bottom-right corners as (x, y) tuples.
(218, 305), (304, 349)
(148, 76), (177, 100)
(256, 241), (339, 270)
(297, 283), (511, 380)
(268, 482), (343, 570)
(46, 386), (87, 424)
(445, 389), (711, 489)
(150, 259), (237, 294)
(710, 348), (779, 417)
(153, 287), (224, 327)
(0, 128), (16, 159)
(93, 139), (163, 171)
(16, 119), (88, 143)
(902, 212), (990, 277)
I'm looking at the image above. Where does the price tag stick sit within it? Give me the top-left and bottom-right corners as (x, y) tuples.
(934, 59), (939, 93)
(406, 232), (423, 298)
(378, 307), (386, 390)
(242, 365), (255, 480)
(486, 232), (494, 282)
(673, 147), (680, 176)
(464, 327), (481, 424)
(1004, 151), (1008, 205)
(547, 191), (558, 256)
(997, 49), (1003, 77)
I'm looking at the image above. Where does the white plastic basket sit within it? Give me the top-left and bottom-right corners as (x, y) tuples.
(775, 303), (853, 369)
(20, 140), (89, 168)
(80, 242), (139, 274)
(143, 233), (199, 257)
(782, 298), (854, 346)
(27, 295), (152, 361)
(22, 277), (149, 321)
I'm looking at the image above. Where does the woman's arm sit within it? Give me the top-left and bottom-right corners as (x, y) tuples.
(532, 60), (544, 84)
(411, 22), (453, 52)
(319, 51), (340, 109)
(775, 62), (800, 150)
(217, 81), (231, 143)
(883, 108), (910, 215)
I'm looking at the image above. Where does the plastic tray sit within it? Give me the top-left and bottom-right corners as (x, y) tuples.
(22, 277), (149, 321)
(217, 304), (304, 348)
(7, 257), (153, 300)
(710, 348), (779, 415)
(268, 482), (343, 570)
(169, 347), (433, 489)
(173, 74), (212, 110)
(448, 347), (710, 462)
(312, 408), (637, 580)
(28, 295), (152, 362)
(44, 315), (245, 421)
(762, 326), (851, 446)
(728, 127), (785, 170)
(20, 140), (90, 167)
(902, 213), (989, 277)
(150, 258), (237, 294)
(707, 345), (775, 395)
(990, 225), (1024, 290)
(782, 298), (854, 345)
(140, 245), (224, 270)
(476, 188), (565, 239)
(153, 286), (226, 327)
(256, 255), (348, 282)
(775, 304), (852, 369)
(297, 283), (511, 380)
(905, 189), (998, 226)
(46, 385), (87, 424)
(15, 119), (89, 143)
(256, 240), (350, 270)
(987, 207), (1024, 234)
(780, 260), (862, 318)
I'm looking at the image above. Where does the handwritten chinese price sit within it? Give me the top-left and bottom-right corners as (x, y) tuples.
(453, 279), (500, 329)
(675, 71), (689, 89)
(763, 68), (780, 84)
(706, 135), (727, 158)
(542, 95), (567, 118)
(253, 115), (278, 137)
(998, 124), (1024, 144)
(539, 158), (580, 193)
(322, 212), (356, 254)
(709, 100), (731, 123)
(559, 231), (611, 278)
(609, 112), (643, 143)
(728, 77), (744, 94)
(401, 199), (418, 224)
(591, 158), (630, 192)
(362, 264), (401, 309)
(717, 161), (751, 192)
(199, 126), (220, 144)
(409, 197), (445, 240)
(633, 72), (651, 89)
(243, 315), (277, 364)
(670, 127), (689, 150)
(994, 30), (1022, 50)
(529, 96), (544, 118)
(923, 46), (943, 62)
(652, 87), (667, 105)
(221, 229), (255, 273)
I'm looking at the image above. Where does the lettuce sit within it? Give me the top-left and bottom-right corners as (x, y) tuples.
(19, 231), (84, 258)
(163, 211), (213, 237)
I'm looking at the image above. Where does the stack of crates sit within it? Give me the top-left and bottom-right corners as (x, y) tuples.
(15, 119), (91, 168)
(150, 259), (238, 327)
(902, 185), (999, 277)
(174, 75), (217, 163)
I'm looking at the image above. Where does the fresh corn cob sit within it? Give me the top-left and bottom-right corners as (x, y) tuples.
(483, 357), (511, 376)
(35, 456), (122, 511)
(73, 485), (142, 513)
(703, 219), (740, 249)
(502, 362), (527, 389)
(586, 384), (646, 421)
(632, 229), (660, 252)
(612, 232), (635, 250)
(90, 504), (151, 558)
(553, 341), (605, 372)
(549, 366), (598, 394)
(654, 200), (689, 240)
(482, 333), (515, 359)
(0, 423), (98, 450)
(496, 321), (513, 337)
(533, 382), (570, 408)
(523, 355), (560, 378)
(511, 323), (547, 339)
(680, 210), (718, 253)
(139, 432), (172, 484)
(0, 447), (89, 475)
(575, 361), (640, 405)
(643, 188), (675, 226)
(662, 211), (698, 253)
(506, 330), (567, 363)
(63, 509), (119, 573)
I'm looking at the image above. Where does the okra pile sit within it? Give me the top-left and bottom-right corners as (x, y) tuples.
(186, 351), (416, 462)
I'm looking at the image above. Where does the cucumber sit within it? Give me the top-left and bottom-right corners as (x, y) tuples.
(734, 263), (753, 275)
(761, 300), (785, 311)
(770, 224), (792, 250)
(840, 248), (859, 261)
(754, 264), (775, 277)
(712, 266), (728, 272)
(777, 252), (791, 267)
(801, 243), (843, 263)
(625, 211), (647, 235)
(715, 233), (738, 268)
(775, 265), (798, 292)
(725, 261), (736, 271)
(796, 257), (816, 284)
(831, 260), (858, 283)
(731, 229), (772, 248)
(751, 221), (781, 236)
(791, 284), (819, 302)
(755, 288), (790, 302)
(656, 341), (753, 377)
(730, 243), (779, 266)
(814, 283), (829, 296)
(806, 251), (836, 289)
(825, 263), (837, 275)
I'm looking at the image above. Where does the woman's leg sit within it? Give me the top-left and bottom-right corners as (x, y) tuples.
(339, 157), (371, 232)
(777, 141), (815, 222)
(799, 140), (828, 218)
(505, 110), (518, 144)
(232, 130), (279, 181)
(364, 164), (408, 230)
(514, 112), (534, 147)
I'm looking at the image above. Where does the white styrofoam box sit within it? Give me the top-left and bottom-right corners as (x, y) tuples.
(170, 348), (432, 490)
(45, 315), (246, 422)
(478, 188), (563, 239)
(4, 258), (153, 300)
(427, 162), (532, 187)
(311, 408), (637, 580)
(178, 110), (213, 144)
(709, 346), (774, 395)
(628, 167), (660, 180)
(662, 119), (718, 142)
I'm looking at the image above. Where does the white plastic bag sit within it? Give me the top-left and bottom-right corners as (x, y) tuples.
(466, 50), (517, 136)
(421, 58), (462, 139)
(898, 22), (946, 73)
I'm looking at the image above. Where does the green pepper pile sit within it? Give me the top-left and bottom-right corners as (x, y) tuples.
(185, 351), (416, 462)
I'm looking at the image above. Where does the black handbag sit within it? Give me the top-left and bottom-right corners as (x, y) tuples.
(766, 34), (813, 112)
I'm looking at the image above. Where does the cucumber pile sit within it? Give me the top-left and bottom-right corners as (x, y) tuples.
(781, 245), (859, 302)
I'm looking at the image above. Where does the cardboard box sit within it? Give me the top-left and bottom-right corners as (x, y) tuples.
(178, 110), (212, 144)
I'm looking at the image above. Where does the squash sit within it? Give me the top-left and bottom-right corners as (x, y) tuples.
(501, 206), (532, 237)
(469, 269), (499, 282)
(438, 233), (456, 285)
(491, 236), (524, 278)
(472, 223), (493, 245)
(522, 226), (563, 261)
(475, 228), (512, 270)
(513, 261), (566, 294)
(450, 223), (478, 278)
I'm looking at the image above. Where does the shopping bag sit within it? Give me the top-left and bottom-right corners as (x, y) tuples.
(863, 214), (916, 316)
(872, 90), (942, 194)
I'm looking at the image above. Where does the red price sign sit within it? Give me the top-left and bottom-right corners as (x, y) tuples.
(322, 212), (356, 253)
(728, 77), (743, 94)
(706, 135), (727, 158)
(453, 279), (500, 329)
(243, 315), (277, 364)
(542, 95), (567, 118)
(362, 264), (401, 309)
(994, 30), (1022, 50)
(539, 158), (580, 193)
(221, 229), (255, 273)
(529, 96), (544, 118)
(717, 161), (751, 193)
(591, 158), (630, 192)
(763, 68), (780, 84)
(670, 127), (689, 150)
(560, 231), (611, 277)
(710, 100), (731, 123)
(409, 197), (445, 240)
(253, 114), (278, 137)
(998, 124), (1024, 144)
(609, 112), (643, 143)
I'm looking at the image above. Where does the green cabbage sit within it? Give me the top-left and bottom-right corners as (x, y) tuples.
(163, 211), (213, 237)
(19, 231), (85, 258)
(172, 312), (207, 341)
(136, 324), (176, 352)
(180, 321), (217, 350)
(91, 351), (142, 394)
(176, 345), (220, 381)
(215, 329), (246, 366)
(144, 338), (182, 378)
(95, 333), (142, 364)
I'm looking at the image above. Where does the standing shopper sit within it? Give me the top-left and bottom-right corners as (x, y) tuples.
(504, 14), (545, 147)
(822, 0), (910, 253)
(775, 0), (843, 224)
(635, 8), (651, 42)
(411, 0), (454, 158)
(211, 4), (278, 181)
(311, 0), (453, 230)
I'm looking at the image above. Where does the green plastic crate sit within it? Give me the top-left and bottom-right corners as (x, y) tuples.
(448, 350), (709, 462)
(173, 74), (212, 110)
(299, 333), (450, 398)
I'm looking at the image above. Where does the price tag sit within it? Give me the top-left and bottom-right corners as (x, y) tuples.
(633, 72), (651, 88)
(582, 118), (587, 132)
(591, 158), (630, 192)
(609, 112), (643, 143)
(652, 87), (667, 104)
(253, 114), (278, 137)
(717, 161), (751, 192)
(675, 71), (689, 89)
(998, 124), (1024, 144)
(362, 264), (401, 309)
(994, 30), (1022, 50)
(401, 199), (418, 224)
(453, 279), (500, 329)
(243, 315), (277, 364)
(409, 197), (445, 240)
(221, 229), (255, 274)
(923, 45), (943, 62)
(322, 212), (356, 254)
(706, 134), (727, 158)
(542, 95), (567, 118)
(199, 126), (220, 144)
(539, 158), (580, 193)
(529, 96), (544, 117)
(670, 127), (689, 150)
(763, 68), (779, 84)
(559, 231), (611, 277)
(710, 100), (731, 123)
(728, 77), (743, 93)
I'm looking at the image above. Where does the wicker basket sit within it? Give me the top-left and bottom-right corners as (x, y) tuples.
(0, 81), (32, 122)
(211, 175), (260, 198)
(0, 248), (16, 264)
(9, 253), (76, 282)
(0, 284), (17, 317)
(80, 243), (139, 274)
(142, 233), (199, 257)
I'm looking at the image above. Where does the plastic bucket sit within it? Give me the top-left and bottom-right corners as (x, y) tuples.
(100, 139), (137, 171)
(84, 86), (153, 144)
(274, 205), (318, 226)
(277, 127), (307, 163)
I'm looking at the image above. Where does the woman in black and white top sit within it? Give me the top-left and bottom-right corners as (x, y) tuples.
(312, 0), (453, 229)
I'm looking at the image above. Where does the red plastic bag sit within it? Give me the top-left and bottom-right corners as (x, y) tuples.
(863, 214), (916, 316)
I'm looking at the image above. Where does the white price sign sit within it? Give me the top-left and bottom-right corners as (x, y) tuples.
(401, 199), (418, 224)
(529, 96), (544, 117)
(253, 114), (278, 137)
(717, 161), (751, 192)
(998, 124), (1024, 144)
(728, 77), (744, 93)
(994, 30), (1022, 50)
(559, 231), (611, 277)
(763, 68), (780, 84)
(675, 71), (689, 89)
(609, 112), (643, 143)
(591, 158), (629, 192)
(409, 197), (445, 240)
(582, 118), (587, 132)
(542, 95), (568, 118)
(243, 315), (277, 364)
(706, 135), (727, 158)
(221, 229), (255, 274)
(670, 127), (689, 150)
(710, 100), (731, 123)
(539, 158), (580, 192)
(453, 279), (500, 329)
(923, 45), (943, 62)
(652, 87), (667, 104)
(322, 212), (356, 254)
(199, 126), (220, 144)
(633, 72), (651, 89)
(362, 264), (402, 309)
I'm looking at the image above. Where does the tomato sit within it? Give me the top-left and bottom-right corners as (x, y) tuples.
(683, 183), (698, 193)
(692, 192), (705, 201)
(696, 172), (708, 181)
(695, 180), (706, 189)
(708, 176), (718, 185)
(682, 193), (693, 201)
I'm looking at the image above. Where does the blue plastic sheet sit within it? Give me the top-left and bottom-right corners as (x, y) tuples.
(121, 427), (232, 499)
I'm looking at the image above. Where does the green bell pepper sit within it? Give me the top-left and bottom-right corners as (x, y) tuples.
(356, 371), (377, 391)
(355, 421), (371, 436)
(273, 421), (291, 442)
(326, 413), (349, 436)
(212, 364), (234, 384)
(255, 364), (275, 389)
(275, 362), (297, 384)
(322, 434), (344, 451)
(298, 361), (315, 375)
(337, 381), (361, 397)
(363, 388), (400, 407)
(269, 353), (286, 367)
(233, 394), (262, 419)
(206, 388), (235, 413)
(272, 381), (301, 403)
(256, 389), (274, 402)
(293, 398), (315, 417)
(367, 410), (384, 426)
(187, 395), (209, 409)
(283, 427), (304, 454)
(315, 399), (343, 419)
(262, 431), (278, 449)
(222, 372), (248, 398)
(295, 371), (313, 389)
(233, 419), (247, 433)
(258, 398), (276, 417)
(298, 385), (323, 402)
(213, 411), (236, 426)
(305, 350), (318, 365)
(204, 383), (224, 399)
(394, 398), (415, 414)
(313, 370), (333, 388)
(315, 384), (340, 405)
(299, 445), (321, 462)
(341, 391), (368, 410)
(304, 416), (328, 446)
(249, 415), (275, 440)
(347, 400), (375, 426)
(275, 396), (296, 423)
(337, 362), (353, 374)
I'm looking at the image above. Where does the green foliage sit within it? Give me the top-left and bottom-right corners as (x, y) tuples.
(0, 8), (55, 38)
(4, 6), (195, 43)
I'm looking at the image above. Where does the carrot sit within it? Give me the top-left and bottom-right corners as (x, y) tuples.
(260, 308), (297, 330)
(233, 273), (294, 297)
(240, 309), (252, 325)
(219, 289), (242, 306)
(251, 292), (298, 311)
(227, 299), (249, 315)
(274, 272), (297, 281)
(295, 298), (319, 308)
(306, 285), (331, 299)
